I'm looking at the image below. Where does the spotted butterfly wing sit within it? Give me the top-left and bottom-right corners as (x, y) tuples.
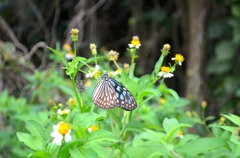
(92, 72), (137, 111)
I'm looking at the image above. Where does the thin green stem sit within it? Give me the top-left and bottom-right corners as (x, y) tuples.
(73, 42), (77, 56)
(71, 79), (82, 112)
(201, 108), (212, 135)
(131, 49), (136, 66)
(119, 111), (133, 158)
(113, 60), (121, 71)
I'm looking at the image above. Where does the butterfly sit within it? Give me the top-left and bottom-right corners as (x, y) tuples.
(92, 72), (137, 111)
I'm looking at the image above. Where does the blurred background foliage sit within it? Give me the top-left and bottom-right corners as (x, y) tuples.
(0, 0), (240, 156)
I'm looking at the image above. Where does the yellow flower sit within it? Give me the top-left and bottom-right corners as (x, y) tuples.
(107, 50), (119, 61)
(85, 80), (92, 87)
(86, 65), (101, 78)
(161, 44), (171, 56)
(201, 100), (207, 109)
(67, 98), (77, 109)
(51, 122), (72, 146)
(176, 130), (184, 138)
(158, 66), (174, 78)
(160, 98), (166, 105)
(123, 63), (130, 72)
(65, 51), (74, 60)
(128, 36), (141, 49)
(58, 103), (63, 107)
(71, 28), (79, 36)
(71, 28), (79, 42)
(63, 44), (72, 52)
(219, 117), (226, 125)
(162, 43), (171, 51)
(186, 111), (192, 117)
(172, 54), (185, 66)
(57, 109), (70, 115)
(88, 125), (99, 133)
(90, 43), (97, 56)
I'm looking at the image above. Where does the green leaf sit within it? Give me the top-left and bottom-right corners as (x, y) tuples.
(222, 114), (240, 126)
(87, 130), (120, 143)
(17, 132), (44, 151)
(46, 46), (68, 67)
(162, 88), (179, 100)
(73, 112), (106, 130)
(25, 120), (45, 142)
(81, 142), (112, 157)
(137, 89), (160, 101)
(162, 118), (179, 134)
(153, 55), (164, 76)
(176, 137), (228, 156)
(69, 146), (98, 158)
(219, 126), (236, 133)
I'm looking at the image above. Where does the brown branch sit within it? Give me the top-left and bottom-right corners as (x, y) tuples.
(24, 41), (46, 60)
(0, 17), (28, 54)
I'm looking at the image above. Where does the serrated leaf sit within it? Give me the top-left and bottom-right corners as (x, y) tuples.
(17, 132), (44, 151)
(222, 114), (240, 126)
(176, 137), (228, 156)
(73, 112), (106, 130)
(25, 120), (45, 142)
(87, 130), (120, 143)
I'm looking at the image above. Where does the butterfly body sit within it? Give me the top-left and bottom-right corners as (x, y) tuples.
(92, 73), (137, 111)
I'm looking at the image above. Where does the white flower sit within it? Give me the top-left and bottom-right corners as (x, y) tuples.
(86, 65), (100, 78)
(158, 72), (174, 78)
(51, 122), (72, 146)
(171, 54), (185, 66)
(87, 125), (99, 133)
(128, 36), (141, 49)
(158, 66), (174, 78)
(57, 109), (70, 115)
(65, 52), (74, 60)
(176, 130), (184, 139)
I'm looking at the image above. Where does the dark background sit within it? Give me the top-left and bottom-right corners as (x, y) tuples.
(0, 0), (240, 116)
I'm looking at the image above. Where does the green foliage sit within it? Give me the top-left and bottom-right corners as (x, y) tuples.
(12, 35), (238, 158)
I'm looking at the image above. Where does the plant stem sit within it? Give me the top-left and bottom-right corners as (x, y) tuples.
(74, 42), (77, 56)
(119, 111), (132, 158)
(71, 78), (82, 113)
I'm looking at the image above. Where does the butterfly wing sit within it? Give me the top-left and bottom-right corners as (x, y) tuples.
(109, 78), (137, 111)
(92, 79), (117, 109)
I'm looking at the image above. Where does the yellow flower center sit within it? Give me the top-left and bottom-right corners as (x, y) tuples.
(61, 110), (68, 115)
(175, 54), (184, 62)
(85, 80), (92, 87)
(69, 98), (76, 106)
(58, 122), (71, 135)
(63, 44), (72, 52)
(160, 66), (170, 73)
(90, 125), (99, 131)
(94, 70), (101, 77)
(68, 51), (74, 55)
(160, 98), (166, 104)
(131, 36), (141, 47)
(177, 130), (183, 137)
(220, 117), (225, 122)
(117, 69), (121, 74)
